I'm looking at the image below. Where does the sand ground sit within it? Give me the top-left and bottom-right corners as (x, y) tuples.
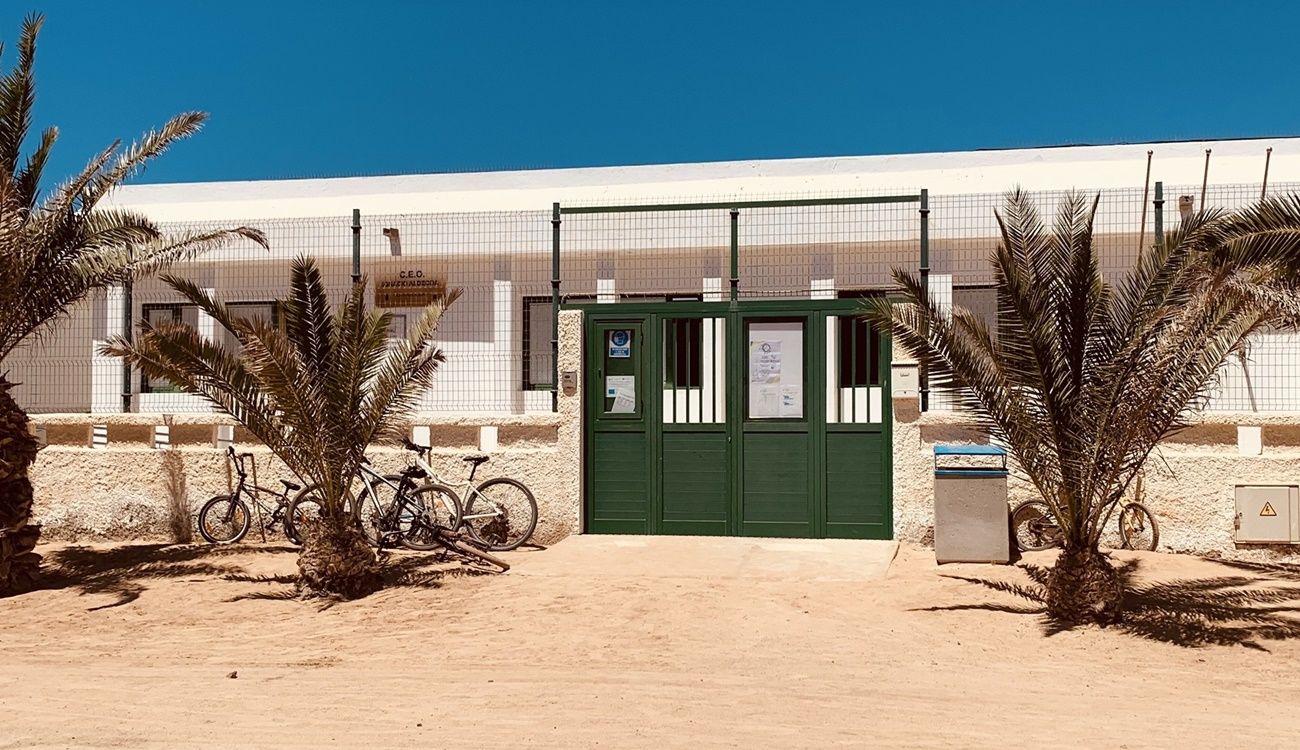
(3, 537), (1300, 749)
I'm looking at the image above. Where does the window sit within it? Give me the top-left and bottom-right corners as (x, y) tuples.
(663, 318), (703, 389)
(522, 296), (554, 389)
(837, 316), (880, 388)
(953, 286), (998, 342)
(139, 301), (277, 393)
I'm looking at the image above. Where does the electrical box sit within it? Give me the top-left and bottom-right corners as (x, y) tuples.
(1234, 485), (1300, 543)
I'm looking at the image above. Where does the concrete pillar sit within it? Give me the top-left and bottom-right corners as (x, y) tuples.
(597, 278), (616, 304)
(491, 273), (520, 413)
(811, 278), (835, 300)
(928, 273), (953, 316)
(703, 277), (723, 302)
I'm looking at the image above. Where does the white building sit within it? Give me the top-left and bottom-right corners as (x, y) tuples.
(16, 137), (1300, 554)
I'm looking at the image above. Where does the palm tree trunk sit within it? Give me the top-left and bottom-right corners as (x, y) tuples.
(0, 379), (41, 596)
(1045, 545), (1123, 625)
(296, 515), (380, 600)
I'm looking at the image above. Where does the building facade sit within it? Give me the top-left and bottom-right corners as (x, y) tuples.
(14, 137), (1300, 559)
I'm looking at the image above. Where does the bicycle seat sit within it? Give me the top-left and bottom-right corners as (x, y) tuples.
(280, 479), (301, 492)
(462, 454), (490, 466)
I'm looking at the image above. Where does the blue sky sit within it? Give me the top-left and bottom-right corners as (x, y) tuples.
(7, 1), (1297, 184)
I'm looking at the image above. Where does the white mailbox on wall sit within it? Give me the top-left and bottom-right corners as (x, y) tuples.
(1234, 485), (1300, 543)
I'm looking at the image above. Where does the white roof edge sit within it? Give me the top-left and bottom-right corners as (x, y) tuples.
(106, 137), (1300, 221)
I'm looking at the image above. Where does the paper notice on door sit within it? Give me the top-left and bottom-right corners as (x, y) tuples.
(605, 375), (636, 413)
(753, 385), (780, 418)
(779, 385), (802, 418)
(749, 340), (783, 384)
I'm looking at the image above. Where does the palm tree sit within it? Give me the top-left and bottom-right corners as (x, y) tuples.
(104, 256), (460, 598)
(868, 190), (1300, 625)
(0, 15), (266, 596)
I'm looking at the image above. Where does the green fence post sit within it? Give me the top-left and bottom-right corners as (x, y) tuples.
(351, 209), (361, 286)
(729, 208), (739, 302)
(918, 188), (930, 412)
(552, 202), (562, 413)
(1153, 181), (1164, 251)
(120, 275), (132, 413)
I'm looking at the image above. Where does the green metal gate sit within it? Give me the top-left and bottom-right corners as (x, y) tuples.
(581, 299), (892, 539)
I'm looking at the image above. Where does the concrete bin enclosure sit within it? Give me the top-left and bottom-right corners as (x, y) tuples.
(932, 444), (1010, 564)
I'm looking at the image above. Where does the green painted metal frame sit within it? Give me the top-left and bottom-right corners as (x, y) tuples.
(563, 192), (919, 538)
(551, 192), (926, 409)
(579, 298), (893, 539)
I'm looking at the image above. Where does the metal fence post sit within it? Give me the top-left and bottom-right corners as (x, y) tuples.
(729, 208), (739, 302)
(351, 208), (362, 286)
(1153, 181), (1164, 251)
(918, 188), (930, 413)
(120, 276), (133, 413)
(551, 202), (561, 413)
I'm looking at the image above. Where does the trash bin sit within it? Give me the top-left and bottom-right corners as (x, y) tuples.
(933, 444), (1010, 564)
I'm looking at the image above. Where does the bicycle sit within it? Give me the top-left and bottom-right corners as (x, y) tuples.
(1010, 475), (1160, 553)
(395, 438), (538, 551)
(284, 455), (512, 571)
(197, 447), (313, 545)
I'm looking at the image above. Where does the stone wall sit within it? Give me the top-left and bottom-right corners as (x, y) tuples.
(26, 309), (586, 546)
(892, 399), (1300, 563)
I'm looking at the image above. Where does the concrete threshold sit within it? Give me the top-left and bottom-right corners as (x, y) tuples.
(511, 534), (898, 582)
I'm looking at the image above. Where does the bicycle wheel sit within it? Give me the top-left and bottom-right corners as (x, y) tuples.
(1010, 500), (1061, 552)
(283, 489), (328, 546)
(197, 495), (251, 544)
(1118, 502), (1160, 551)
(464, 478), (538, 551)
(399, 483), (463, 551)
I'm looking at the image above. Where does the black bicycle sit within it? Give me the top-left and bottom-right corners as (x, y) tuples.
(285, 456), (510, 571)
(197, 447), (315, 545)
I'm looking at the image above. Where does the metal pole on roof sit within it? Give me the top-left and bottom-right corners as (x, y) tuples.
(351, 209), (362, 286)
(1137, 150), (1152, 256)
(918, 188), (930, 413)
(1200, 149), (1211, 210)
(1261, 147), (1273, 200)
(551, 202), (561, 413)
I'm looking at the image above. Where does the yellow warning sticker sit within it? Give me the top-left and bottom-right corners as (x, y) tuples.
(1260, 502), (1278, 517)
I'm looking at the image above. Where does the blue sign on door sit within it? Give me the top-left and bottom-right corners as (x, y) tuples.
(608, 329), (632, 358)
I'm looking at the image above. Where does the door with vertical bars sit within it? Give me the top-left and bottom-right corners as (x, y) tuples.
(583, 301), (891, 539)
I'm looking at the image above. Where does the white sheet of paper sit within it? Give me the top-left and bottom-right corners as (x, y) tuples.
(606, 375), (636, 413)
(779, 385), (802, 417)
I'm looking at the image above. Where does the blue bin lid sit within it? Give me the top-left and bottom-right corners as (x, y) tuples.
(933, 444), (1007, 457)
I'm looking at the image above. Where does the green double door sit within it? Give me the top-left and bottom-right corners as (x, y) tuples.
(583, 301), (892, 539)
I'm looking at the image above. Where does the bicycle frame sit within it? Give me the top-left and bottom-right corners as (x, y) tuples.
(399, 449), (498, 525)
(224, 448), (293, 541)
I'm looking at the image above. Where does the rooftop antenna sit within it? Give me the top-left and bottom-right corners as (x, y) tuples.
(1261, 147), (1273, 200)
(1138, 150), (1153, 254)
(1200, 148), (1211, 210)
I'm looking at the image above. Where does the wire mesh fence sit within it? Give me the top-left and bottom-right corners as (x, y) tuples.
(4, 180), (1299, 416)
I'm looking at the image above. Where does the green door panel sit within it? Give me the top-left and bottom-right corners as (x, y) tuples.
(741, 431), (812, 536)
(589, 431), (650, 533)
(660, 430), (728, 534)
(825, 431), (891, 539)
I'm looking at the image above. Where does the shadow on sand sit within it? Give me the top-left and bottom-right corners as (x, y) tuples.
(37, 543), (294, 611)
(921, 557), (1300, 651)
(224, 550), (496, 606)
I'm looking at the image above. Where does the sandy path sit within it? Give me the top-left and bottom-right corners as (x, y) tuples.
(2, 541), (1300, 749)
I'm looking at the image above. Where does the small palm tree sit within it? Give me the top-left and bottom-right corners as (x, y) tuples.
(868, 190), (1300, 625)
(104, 256), (459, 598)
(0, 15), (266, 596)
